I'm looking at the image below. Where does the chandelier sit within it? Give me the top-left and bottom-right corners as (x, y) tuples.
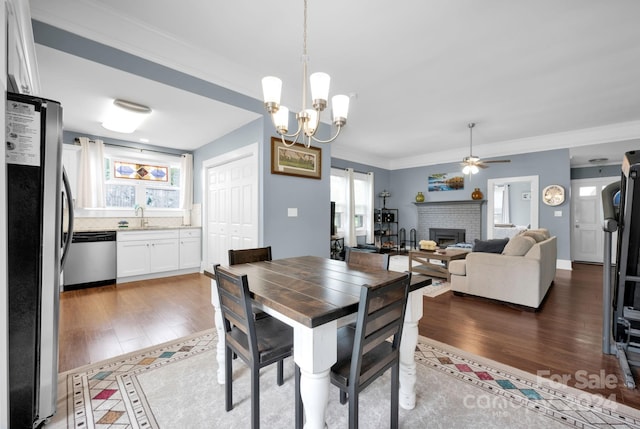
(261, 0), (349, 148)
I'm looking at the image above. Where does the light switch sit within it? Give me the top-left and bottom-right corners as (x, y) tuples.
(288, 208), (298, 217)
(554, 210), (562, 217)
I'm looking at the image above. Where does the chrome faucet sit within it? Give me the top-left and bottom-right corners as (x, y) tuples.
(135, 205), (148, 228)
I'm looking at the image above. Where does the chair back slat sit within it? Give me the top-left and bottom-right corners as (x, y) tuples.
(350, 272), (411, 387)
(214, 264), (259, 359)
(229, 246), (273, 265)
(344, 248), (390, 270)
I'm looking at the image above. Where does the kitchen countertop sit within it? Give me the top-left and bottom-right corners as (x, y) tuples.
(73, 226), (201, 232)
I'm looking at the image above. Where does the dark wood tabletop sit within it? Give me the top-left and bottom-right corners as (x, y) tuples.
(204, 255), (431, 329)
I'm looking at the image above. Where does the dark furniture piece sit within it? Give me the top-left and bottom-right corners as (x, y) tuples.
(228, 246), (273, 265)
(229, 246), (273, 320)
(398, 227), (406, 253)
(344, 247), (390, 269)
(213, 264), (294, 429)
(410, 228), (417, 250)
(375, 208), (399, 253)
(330, 236), (345, 260)
(204, 257), (431, 429)
(331, 272), (411, 428)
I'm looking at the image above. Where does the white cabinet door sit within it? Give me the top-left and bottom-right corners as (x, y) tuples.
(179, 228), (201, 269)
(180, 237), (201, 269)
(117, 240), (150, 277)
(149, 239), (180, 273)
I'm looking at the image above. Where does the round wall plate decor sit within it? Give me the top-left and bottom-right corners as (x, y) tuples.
(542, 184), (565, 206)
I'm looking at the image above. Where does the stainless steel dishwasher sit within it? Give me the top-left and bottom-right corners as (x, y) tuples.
(63, 231), (117, 291)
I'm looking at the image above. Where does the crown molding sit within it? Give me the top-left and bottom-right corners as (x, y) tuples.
(388, 120), (640, 171)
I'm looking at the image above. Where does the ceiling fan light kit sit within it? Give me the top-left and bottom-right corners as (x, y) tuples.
(261, 0), (349, 148)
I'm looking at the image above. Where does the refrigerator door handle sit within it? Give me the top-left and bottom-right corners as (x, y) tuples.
(61, 167), (74, 269)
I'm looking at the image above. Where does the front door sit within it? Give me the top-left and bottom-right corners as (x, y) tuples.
(571, 177), (618, 263)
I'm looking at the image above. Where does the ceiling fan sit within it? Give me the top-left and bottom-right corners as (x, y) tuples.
(461, 123), (511, 174)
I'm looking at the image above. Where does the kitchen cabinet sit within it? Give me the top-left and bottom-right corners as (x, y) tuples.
(117, 230), (179, 279)
(6, 0), (40, 95)
(179, 228), (201, 269)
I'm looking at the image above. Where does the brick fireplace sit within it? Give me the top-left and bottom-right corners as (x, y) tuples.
(415, 200), (483, 244)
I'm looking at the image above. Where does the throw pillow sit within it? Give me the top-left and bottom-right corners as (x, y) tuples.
(518, 228), (550, 240)
(473, 238), (509, 253)
(502, 235), (536, 256)
(522, 230), (546, 242)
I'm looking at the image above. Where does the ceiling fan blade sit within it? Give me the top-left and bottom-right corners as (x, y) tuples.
(483, 159), (511, 163)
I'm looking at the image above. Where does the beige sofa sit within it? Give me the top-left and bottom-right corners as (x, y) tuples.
(448, 233), (557, 310)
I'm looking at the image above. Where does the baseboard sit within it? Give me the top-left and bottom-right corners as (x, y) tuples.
(557, 259), (572, 271)
(117, 267), (200, 284)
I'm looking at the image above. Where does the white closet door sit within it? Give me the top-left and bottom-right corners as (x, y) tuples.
(205, 144), (258, 270)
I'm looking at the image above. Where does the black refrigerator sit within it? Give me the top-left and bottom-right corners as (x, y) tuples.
(6, 92), (73, 428)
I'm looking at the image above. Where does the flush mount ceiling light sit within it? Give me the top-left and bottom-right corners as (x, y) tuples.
(261, 0), (349, 148)
(102, 99), (152, 134)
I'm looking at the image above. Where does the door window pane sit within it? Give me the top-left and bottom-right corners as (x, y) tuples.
(579, 186), (597, 197)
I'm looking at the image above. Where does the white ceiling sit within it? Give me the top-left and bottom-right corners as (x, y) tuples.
(29, 0), (640, 168)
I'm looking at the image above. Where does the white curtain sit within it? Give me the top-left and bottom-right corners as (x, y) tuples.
(365, 172), (375, 243)
(76, 137), (105, 208)
(502, 184), (511, 224)
(180, 153), (193, 210)
(344, 168), (357, 247)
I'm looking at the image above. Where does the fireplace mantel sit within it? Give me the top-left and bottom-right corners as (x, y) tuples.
(413, 200), (485, 206)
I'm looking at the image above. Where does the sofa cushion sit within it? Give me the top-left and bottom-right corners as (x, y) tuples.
(472, 238), (509, 253)
(502, 235), (536, 256)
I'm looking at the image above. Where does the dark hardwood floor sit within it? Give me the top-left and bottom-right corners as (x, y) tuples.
(58, 263), (640, 410)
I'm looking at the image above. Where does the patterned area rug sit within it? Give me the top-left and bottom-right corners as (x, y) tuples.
(47, 330), (640, 428)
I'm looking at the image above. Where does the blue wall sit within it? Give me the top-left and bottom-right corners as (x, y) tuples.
(193, 117), (334, 259)
(261, 122), (332, 259)
(388, 149), (572, 260)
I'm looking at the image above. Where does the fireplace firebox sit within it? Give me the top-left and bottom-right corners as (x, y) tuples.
(429, 228), (465, 247)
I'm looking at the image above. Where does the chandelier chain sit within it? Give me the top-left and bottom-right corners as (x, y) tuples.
(303, 0), (308, 57)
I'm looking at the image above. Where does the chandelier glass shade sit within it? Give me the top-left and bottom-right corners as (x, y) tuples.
(261, 0), (349, 148)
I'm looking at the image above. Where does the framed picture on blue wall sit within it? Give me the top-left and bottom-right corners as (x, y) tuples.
(428, 172), (464, 191)
(271, 136), (322, 180)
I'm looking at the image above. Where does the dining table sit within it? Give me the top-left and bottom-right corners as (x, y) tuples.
(204, 255), (431, 429)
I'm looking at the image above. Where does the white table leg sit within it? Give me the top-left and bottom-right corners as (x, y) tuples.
(294, 321), (337, 429)
(399, 289), (424, 410)
(210, 280), (226, 385)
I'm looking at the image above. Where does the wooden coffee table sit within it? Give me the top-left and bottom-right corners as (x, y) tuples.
(408, 249), (469, 282)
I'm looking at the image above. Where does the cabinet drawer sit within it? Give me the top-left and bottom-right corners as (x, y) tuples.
(179, 228), (201, 239)
(117, 229), (179, 242)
